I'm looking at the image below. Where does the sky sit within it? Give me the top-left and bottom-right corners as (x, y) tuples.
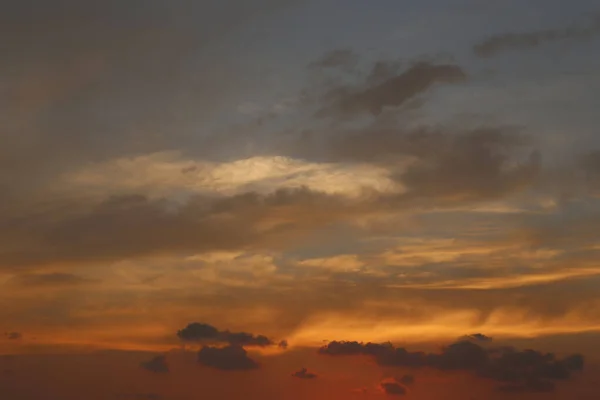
(2, 0), (600, 399)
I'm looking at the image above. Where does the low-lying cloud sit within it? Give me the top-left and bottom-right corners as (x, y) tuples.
(197, 345), (259, 371)
(319, 338), (584, 392)
(177, 322), (275, 347)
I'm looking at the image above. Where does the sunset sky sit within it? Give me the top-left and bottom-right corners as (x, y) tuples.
(2, 0), (600, 399)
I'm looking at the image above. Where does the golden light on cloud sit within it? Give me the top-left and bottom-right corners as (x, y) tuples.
(298, 255), (365, 272)
(286, 307), (600, 347)
(63, 152), (404, 198)
(388, 267), (600, 290)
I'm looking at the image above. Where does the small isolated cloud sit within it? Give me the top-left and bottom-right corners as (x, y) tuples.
(140, 355), (169, 373)
(177, 322), (273, 347)
(291, 367), (317, 379)
(4, 332), (22, 340)
(278, 340), (289, 349)
(197, 345), (259, 371)
(381, 382), (407, 396)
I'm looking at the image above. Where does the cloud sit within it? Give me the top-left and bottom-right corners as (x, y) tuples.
(395, 130), (540, 204)
(63, 152), (398, 198)
(395, 375), (415, 385)
(318, 338), (584, 391)
(0, 0), (303, 216)
(381, 382), (407, 396)
(474, 16), (600, 57)
(4, 332), (22, 340)
(321, 126), (540, 203)
(317, 61), (466, 117)
(0, 187), (352, 269)
(0, 123), (544, 271)
(197, 345), (259, 370)
(309, 49), (358, 70)
(291, 367), (317, 379)
(177, 323), (274, 347)
(140, 355), (169, 373)
(465, 333), (493, 342)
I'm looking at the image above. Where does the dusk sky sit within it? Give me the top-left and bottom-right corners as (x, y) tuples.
(2, 1), (600, 399)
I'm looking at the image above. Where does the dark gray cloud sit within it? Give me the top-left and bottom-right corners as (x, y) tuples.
(317, 62), (466, 118)
(177, 323), (274, 347)
(316, 125), (540, 204)
(318, 339), (584, 392)
(140, 355), (169, 373)
(474, 16), (600, 57)
(197, 345), (259, 370)
(291, 367), (317, 379)
(396, 131), (540, 204)
(381, 382), (407, 396)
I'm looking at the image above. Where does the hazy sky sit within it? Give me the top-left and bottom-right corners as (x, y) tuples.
(2, 1), (600, 399)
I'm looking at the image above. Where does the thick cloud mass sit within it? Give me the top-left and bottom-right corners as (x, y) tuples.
(177, 323), (274, 347)
(319, 339), (584, 392)
(197, 345), (259, 370)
